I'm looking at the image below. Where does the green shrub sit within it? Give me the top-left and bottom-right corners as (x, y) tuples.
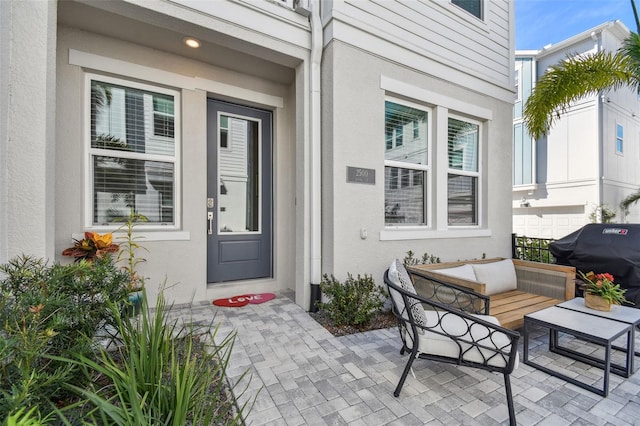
(403, 250), (440, 266)
(63, 289), (250, 425)
(317, 273), (384, 326)
(514, 236), (554, 263)
(0, 254), (129, 420)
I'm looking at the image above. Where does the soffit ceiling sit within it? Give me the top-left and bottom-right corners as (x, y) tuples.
(57, 0), (297, 85)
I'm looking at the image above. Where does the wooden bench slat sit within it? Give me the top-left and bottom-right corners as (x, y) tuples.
(490, 294), (555, 313)
(496, 302), (560, 329)
(490, 290), (528, 303)
(493, 299), (560, 322)
(490, 293), (561, 329)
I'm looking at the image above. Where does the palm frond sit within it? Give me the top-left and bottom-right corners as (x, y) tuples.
(620, 188), (640, 214)
(524, 51), (635, 140)
(620, 32), (640, 91)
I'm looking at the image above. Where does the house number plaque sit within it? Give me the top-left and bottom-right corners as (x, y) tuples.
(346, 166), (375, 185)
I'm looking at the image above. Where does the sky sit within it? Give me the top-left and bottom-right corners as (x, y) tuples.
(516, 0), (638, 50)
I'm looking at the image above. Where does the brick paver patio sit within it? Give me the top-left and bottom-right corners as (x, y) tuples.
(168, 291), (640, 425)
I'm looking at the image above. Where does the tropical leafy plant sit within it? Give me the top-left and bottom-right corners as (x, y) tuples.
(5, 407), (51, 426)
(523, 0), (640, 140)
(61, 231), (119, 262)
(589, 203), (617, 223)
(62, 289), (251, 425)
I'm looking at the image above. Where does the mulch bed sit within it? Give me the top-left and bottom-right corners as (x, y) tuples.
(309, 309), (397, 337)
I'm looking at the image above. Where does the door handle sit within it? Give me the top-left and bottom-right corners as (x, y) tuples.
(207, 212), (214, 235)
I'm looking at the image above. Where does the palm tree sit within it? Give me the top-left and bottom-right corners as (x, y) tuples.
(523, 0), (640, 140)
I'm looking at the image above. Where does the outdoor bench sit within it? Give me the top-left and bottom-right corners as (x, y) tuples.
(408, 257), (576, 329)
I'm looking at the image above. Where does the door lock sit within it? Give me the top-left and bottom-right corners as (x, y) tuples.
(207, 212), (214, 235)
(207, 198), (215, 208)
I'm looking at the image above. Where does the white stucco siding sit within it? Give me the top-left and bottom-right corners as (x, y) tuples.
(322, 41), (513, 281)
(0, 0), (10, 265)
(326, 0), (514, 103)
(56, 26), (297, 306)
(2, 0), (57, 262)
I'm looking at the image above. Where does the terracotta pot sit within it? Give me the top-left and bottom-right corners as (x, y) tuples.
(584, 293), (612, 311)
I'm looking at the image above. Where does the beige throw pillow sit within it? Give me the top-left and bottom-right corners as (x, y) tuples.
(471, 259), (517, 295)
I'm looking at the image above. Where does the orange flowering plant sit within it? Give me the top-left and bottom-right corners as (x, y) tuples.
(62, 232), (119, 262)
(579, 271), (630, 305)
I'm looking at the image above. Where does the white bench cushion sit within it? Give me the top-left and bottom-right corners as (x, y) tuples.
(434, 264), (477, 281)
(406, 310), (518, 369)
(471, 259), (518, 296)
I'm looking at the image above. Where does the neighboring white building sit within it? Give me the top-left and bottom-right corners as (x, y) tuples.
(1, 0), (515, 310)
(513, 21), (640, 239)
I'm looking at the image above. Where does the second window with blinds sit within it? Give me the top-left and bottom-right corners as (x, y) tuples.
(384, 99), (481, 228)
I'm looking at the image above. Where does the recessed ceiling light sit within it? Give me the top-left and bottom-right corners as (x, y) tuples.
(184, 37), (201, 48)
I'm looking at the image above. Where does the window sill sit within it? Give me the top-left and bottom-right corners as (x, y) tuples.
(380, 228), (492, 241)
(72, 231), (191, 242)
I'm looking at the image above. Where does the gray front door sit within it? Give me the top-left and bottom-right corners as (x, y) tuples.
(207, 100), (272, 283)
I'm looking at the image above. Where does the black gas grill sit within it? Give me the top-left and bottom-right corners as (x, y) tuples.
(549, 224), (640, 307)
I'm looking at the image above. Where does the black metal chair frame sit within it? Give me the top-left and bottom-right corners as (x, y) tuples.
(384, 268), (520, 426)
(408, 267), (491, 315)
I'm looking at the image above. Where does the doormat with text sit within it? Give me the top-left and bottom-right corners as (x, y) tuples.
(212, 293), (276, 307)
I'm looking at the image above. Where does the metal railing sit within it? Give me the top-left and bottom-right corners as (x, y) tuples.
(512, 234), (555, 264)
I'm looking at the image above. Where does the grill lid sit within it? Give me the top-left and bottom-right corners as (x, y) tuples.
(549, 224), (640, 307)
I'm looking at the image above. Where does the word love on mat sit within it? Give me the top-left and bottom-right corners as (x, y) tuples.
(212, 293), (276, 307)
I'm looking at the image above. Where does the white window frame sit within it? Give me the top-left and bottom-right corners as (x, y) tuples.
(152, 96), (175, 139)
(616, 123), (624, 155)
(380, 76), (491, 240)
(84, 73), (182, 231)
(514, 62), (522, 103)
(447, 114), (482, 227)
(384, 97), (432, 228)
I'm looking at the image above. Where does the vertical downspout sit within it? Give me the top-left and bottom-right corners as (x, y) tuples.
(309, 0), (323, 312)
(592, 30), (605, 221)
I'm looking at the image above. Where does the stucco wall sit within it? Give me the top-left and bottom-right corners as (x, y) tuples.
(56, 26), (297, 305)
(2, 0), (57, 263)
(322, 41), (514, 281)
(0, 0), (10, 265)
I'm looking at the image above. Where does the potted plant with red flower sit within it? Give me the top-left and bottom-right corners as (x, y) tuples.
(579, 271), (630, 311)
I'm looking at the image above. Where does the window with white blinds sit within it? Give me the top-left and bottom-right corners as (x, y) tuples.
(89, 76), (179, 226)
(384, 100), (429, 226)
(447, 117), (479, 225)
